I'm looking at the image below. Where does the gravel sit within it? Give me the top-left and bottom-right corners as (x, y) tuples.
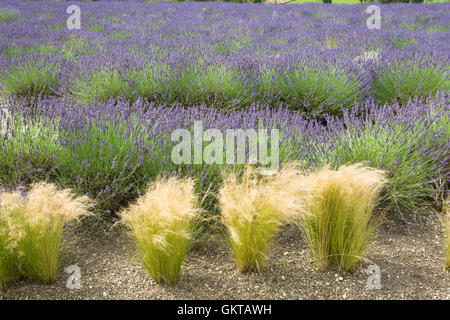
(1, 214), (449, 300)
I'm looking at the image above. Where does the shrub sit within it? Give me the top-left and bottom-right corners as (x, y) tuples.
(71, 68), (130, 104)
(57, 116), (157, 214)
(0, 61), (60, 99)
(177, 63), (249, 108)
(87, 23), (104, 32)
(267, 64), (364, 118)
(300, 164), (387, 272)
(2, 45), (23, 60)
(61, 37), (93, 60)
(373, 61), (449, 106)
(219, 165), (305, 273)
(120, 177), (200, 285)
(129, 63), (172, 103)
(0, 9), (19, 23)
(73, 63), (173, 104)
(0, 110), (62, 187)
(1, 183), (90, 284)
(328, 97), (448, 214)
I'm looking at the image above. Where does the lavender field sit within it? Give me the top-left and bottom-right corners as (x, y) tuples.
(0, 0), (449, 300)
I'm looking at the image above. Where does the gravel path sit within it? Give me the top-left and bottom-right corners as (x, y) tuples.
(1, 215), (449, 300)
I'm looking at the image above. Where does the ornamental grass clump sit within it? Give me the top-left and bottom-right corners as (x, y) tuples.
(0, 191), (20, 291)
(301, 164), (387, 272)
(15, 183), (91, 283)
(120, 177), (200, 285)
(0, 232), (18, 291)
(0, 183), (91, 287)
(219, 166), (307, 273)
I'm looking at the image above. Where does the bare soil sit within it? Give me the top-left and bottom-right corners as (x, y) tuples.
(1, 214), (449, 300)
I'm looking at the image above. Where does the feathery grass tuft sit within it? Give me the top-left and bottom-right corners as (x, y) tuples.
(0, 190), (20, 291)
(219, 165), (306, 273)
(120, 177), (200, 285)
(15, 183), (91, 283)
(300, 164), (387, 272)
(0, 183), (91, 285)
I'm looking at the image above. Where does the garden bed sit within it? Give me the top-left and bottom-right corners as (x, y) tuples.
(1, 215), (448, 300)
(0, 0), (449, 300)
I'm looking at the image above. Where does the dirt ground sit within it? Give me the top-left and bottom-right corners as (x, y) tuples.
(1, 214), (449, 300)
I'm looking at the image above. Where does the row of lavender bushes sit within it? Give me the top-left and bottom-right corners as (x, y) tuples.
(1, 92), (448, 218)
(1, 51), (447, 119)
(0, 2), (449, 118)
(0, 1), (448, 221)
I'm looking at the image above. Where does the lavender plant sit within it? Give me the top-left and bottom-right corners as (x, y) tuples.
(0, 8), (19, 24)
(0, 60), (61, 99)
(373, 60), (449, 105)
(0, 107), (62, 187)
(322, 95), (449, 214)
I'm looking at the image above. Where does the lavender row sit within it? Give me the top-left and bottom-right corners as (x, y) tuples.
(1, 91), (448, 216)
(0, 1), (449, 116)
